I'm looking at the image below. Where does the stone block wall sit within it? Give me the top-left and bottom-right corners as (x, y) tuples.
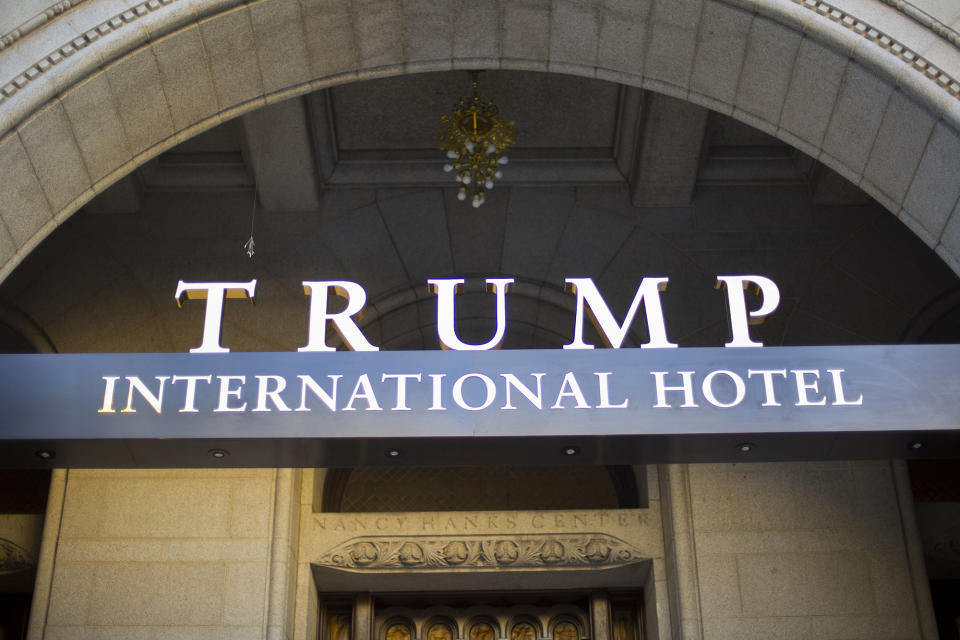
(668, 460), (933, 640)
(23, 462), (934, 639)
(27, 468), (301, 640)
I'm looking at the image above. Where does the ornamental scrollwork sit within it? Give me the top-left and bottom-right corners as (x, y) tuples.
(0, 538), (33, 575)
(317, 533), (643, 571)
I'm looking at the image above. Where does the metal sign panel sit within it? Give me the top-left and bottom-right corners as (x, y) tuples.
(0, 345), (958, 467)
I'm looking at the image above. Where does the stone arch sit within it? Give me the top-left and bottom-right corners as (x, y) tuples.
(1, 0), (959, 285)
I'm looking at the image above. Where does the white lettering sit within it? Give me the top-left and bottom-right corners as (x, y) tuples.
(299, 281), (378, 352)
(175, 280), (256, 353)
(747, 369), (786, 407)
(702, 369), (746, 408)
(828, 369), (863, 406)
(716, 275), (780, 348)
(501, 373), (545, 410)
(792, 369), (827, 406)
(254, 375), (291, 412)
(552, 372), (591, 409)
(122, 376), (169, 414)
(215, 375), (247, 412)
(99, 376), (119, 413)
(296, 375), (341, 411)
(429, 278), (514, 350)
(452, 373), (496, 411)
(344, 374), (382, 411)
(595, 372), (628, 409)
(171, 375), (212, 412)
(652, 371), (698, 408)
(564, 277), (676, 349)
(428, 374), (446, 410)
(382, 373), (422, 410)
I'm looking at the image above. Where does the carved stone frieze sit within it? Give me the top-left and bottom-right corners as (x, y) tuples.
(784, 0), (960, 98)
(2, 0), (960, 122)
(316, 533), (645, 571)
(0, 0), (182, 108)
(0, 1), (92, 52)
(0, 537), (33, 575)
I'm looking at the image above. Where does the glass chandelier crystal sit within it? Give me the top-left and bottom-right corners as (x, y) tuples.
(436, 72), (516, 208)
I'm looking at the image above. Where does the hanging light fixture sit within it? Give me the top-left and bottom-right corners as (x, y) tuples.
(436, 71), (516, 208)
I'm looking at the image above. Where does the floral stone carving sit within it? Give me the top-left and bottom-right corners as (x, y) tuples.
(317, 533), (643, 570)
(0, 538), (33, 575)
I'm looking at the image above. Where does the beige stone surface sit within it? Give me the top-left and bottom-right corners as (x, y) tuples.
(690, 1), (752, 107)
(224, 562), (269, 626)
(686, 461), (925, 638)
(501, 0), (551, 68)
(33, 468), (293, 639)
(779, 38), (848, 151)
(46, 561), (95, 626)
(299, 0), (359, 78)
(249, 0), (310, 94)
(17, 100), (91, 214)
(199, 7), (265, 109)
(862, 89), (937, 207)
(60, 72), (132, 184)
(738, 552), (874, 617)
(56, 537), (270, 564)
(822, 62), (896, 179)
(87, 562), (225, 626)
(644, 0), (700, 88)
(152, 626), (264, 640)
(549, 0), (601, 68)
(28, 460), (938, 638)
(105, 46), (175, 157)
(354, 0), (405, 69)
(903, 121), (960, 239)
(45, 627), (154, 640)
(99, 478), (232, 538)
(0, 133), (52, 249)
(735, 17), (802, 126)
(231, 478), (276, 538)
(153, 26), (220, 131)
(403, 0), (453, 63)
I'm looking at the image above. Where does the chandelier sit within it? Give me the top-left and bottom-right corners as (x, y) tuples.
(437, 72), (516, 208)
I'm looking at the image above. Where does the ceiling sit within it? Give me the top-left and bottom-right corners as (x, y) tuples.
(91, 70), (869, 215)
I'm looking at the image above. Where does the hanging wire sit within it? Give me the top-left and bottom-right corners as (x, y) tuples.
(244, 182), (257, 258)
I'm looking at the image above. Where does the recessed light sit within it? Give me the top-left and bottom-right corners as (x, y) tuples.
(35, 449), (55, 460)
(208, 448), (229, 459)
(562, 446), (580, 456)
(908, 441), (925, 451)
(385, 448), (401, 458)
(735, 442), (755, 453)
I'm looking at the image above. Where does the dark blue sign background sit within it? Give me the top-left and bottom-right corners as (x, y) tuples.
(0, 345), (957, 467)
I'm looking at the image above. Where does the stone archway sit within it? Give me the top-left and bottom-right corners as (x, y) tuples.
(0, 0), (959, 283)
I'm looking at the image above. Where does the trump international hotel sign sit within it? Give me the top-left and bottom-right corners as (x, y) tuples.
(1, 274), (958, 467)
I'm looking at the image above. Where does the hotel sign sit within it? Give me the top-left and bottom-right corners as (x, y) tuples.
(0, 275), (958, 467)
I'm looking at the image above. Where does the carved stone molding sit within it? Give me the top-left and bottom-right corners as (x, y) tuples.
(878, 0), (960, 49)
(0, 0), (181, 108)
(0, 1), (92, 52)
(787, 0), (960, 99)
(2, 0), (960, 127)
(317, 533), (645, 571)
(0, 537), (33, 575)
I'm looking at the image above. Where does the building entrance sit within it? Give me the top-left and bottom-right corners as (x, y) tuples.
(319, 592), (641, 640)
